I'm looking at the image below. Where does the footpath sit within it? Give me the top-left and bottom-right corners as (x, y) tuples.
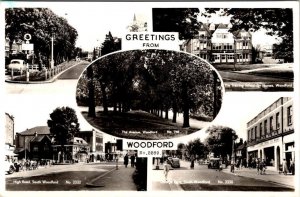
(222, 167), (295, 189)
(6, 161), (137, 191)
(5, 60), (84, 84)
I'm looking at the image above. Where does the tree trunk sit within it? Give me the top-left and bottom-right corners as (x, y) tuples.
(87, 66), (96, 117)
(165, 108), (169, 119)
(172, 103), (177, 123)
(182, 82), (190, 128)
(100, 81), (108, 115)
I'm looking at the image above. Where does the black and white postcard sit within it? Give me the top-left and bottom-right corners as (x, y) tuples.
(1, 1), (299, 197)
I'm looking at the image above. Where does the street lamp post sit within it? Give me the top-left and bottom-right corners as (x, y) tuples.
(51, 35), (54, 69)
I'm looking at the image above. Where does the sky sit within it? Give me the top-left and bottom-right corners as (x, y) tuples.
(3, 2), (281, 51)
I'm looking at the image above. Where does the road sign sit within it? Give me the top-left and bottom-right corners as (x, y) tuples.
(22, 43), (34, 51)
(24, 33), (32, 41)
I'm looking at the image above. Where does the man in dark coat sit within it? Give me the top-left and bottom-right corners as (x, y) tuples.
(124, 154), (129, 167)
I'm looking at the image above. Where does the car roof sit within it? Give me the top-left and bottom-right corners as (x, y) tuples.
(11, 59), (24, 62)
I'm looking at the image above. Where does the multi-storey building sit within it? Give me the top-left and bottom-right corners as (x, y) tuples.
(5, 113), (15, 146)
(181, 23), (252, 64)
(246, 97), (294, 171)
(14, 126), (104, 162)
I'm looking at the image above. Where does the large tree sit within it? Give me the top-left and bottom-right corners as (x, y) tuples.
(77, 50), (222, 128)
(5, 8), (78, 67)
(153, 8), (201, 40)
(186, 138), (208, 160)
(203, 8), (293, 62)
(204, 125), (238, 161)
(100, 31), (121, 56)
(47, 106), (80, 162)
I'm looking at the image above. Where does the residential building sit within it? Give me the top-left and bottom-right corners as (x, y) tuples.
(52, 137), (90, 163)
(5, 113), (16, 159)
(5, 113), (15, 146)
(14, 126), (51, 160)
(14, 126), (104, 162)
(75, 129), (103, 152)
(181, 23), (252, 64)
(246, 97), (294, 171)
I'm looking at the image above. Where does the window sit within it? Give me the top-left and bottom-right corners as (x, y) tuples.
(270, 116), (273, 132)
(287, 105), (293, 125)
(264, 120), (268, 134)
(259, 123), (263, 136)
(255, 126), (258, 139)
(248, 130), (251, 141)
(276, 112), (280, 129)
(243, 41), (248, 47)
(221, 55), (226, 60)
(33, 145), (38, 152)
(228, 54), (234, 59)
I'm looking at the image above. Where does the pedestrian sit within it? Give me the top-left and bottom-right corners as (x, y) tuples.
(290, 159), (295, 175)
(230, 159), (235, 173)
(190, 155), (195, 169)
(256, 158), (260, 175)
(130, 154), (135, 167)
(261, 159), (266, 174)
(163, 159), (170, 181)
(283, 159), (288, 175)
(124, 154), (129, 168)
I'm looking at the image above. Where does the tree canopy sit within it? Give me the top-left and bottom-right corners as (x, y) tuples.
(77, 50), (222, 128)
(186, 138), (208, 159)
(153, 8), (201, 40)
(47, 106), (80, 148)
(204, 125), (238, 160)
(100, 31), (121, 56)
(5, 8), (78, 66)
(203, 8), (293, 62)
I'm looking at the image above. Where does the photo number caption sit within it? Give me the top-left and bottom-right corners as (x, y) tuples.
(138, 150), (162, 157)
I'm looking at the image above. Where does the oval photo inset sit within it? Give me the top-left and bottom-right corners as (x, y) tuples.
(76, 50), (223, 140)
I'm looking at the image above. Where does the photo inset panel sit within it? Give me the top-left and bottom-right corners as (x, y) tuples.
(76, 49), (224, 140)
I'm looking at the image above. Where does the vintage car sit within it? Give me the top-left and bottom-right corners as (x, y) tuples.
(7, 59), (27, 73)
(208, 158), (221, 169)
(167, 157), (180, 168)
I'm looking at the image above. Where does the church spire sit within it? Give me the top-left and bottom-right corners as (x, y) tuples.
(133, 13), (136, 22)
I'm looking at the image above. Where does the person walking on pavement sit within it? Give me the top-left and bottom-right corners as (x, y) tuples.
(190, 155), (195, 169)
(283, 159), (288, 175)
(124, 154), (129, 168)
(163, 159), (170, 181)
(130, 154), (135, 167)
(256, 158), (260, 175)
(290, 159), (295, 175)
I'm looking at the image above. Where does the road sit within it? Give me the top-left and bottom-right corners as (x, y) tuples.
(152, 160), (294, 191)
(219, 71), (292, 82)
(5, 61), (88, 95)
(5, 162), (136, 191)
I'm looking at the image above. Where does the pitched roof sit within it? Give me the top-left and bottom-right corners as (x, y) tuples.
(30, 135), (51, 143)
(70, 137), (88, 145)
(19, 126), (50, 135)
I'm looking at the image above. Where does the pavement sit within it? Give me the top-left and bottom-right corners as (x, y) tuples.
(5, 60), (85, 84)
(6, 161), (138, 191)
(222, 166), (295, 189)
(152, 160), (295, 191)
(86, 164), (137, 190)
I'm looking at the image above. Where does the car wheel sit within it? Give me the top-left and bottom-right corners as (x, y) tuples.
(8, 166), (15, 174)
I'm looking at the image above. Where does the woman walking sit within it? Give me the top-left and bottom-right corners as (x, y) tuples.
(163, 160), (170, 181)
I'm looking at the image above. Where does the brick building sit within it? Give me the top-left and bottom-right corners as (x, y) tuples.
(246, 97), (294, 171)
(181, 23), (252, 64)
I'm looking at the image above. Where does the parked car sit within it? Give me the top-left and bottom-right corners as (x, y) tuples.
(7, 59), (27, 73)
(167, 157), (180, 168)
(208, 158), (221, 169)
(5, 155), (16, 174)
